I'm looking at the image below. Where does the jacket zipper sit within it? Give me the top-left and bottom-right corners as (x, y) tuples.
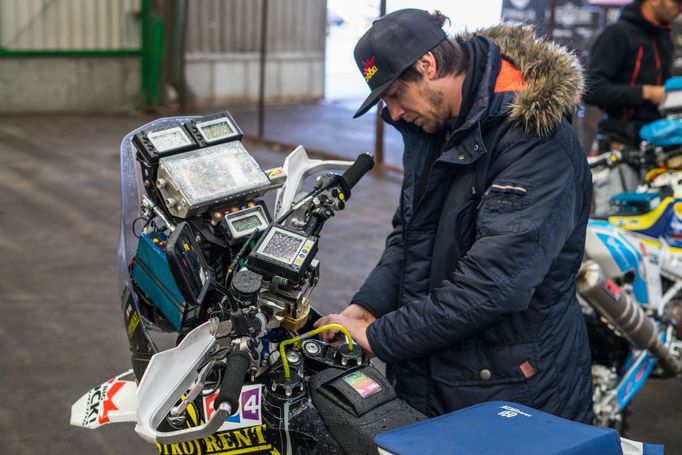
(651, 35), (662, 85)
(624, 45), (644, 120)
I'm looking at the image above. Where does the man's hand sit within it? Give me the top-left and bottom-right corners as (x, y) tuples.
(314, 304), (376, 354)
(643, 84), (665, 105)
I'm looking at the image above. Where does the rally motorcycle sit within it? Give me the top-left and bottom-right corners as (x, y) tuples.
(70, 112), (427, 454)
(71, 113), (658, 455)
(578, 135), (682, 431)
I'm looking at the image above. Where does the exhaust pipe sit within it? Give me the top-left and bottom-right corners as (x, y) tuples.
(577, 260), (682, 376)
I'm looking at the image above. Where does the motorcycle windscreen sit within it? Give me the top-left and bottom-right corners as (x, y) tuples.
(117, 117), (195, 314)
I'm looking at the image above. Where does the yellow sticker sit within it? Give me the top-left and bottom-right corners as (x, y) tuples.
(156, 425), (273, 455)
(127, 312), (140, 337)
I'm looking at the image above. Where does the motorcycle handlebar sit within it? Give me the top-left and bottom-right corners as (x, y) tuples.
(215, 349), (251, 413)
(588, 150), (622, 169)
(340, 153), (374, 191)
(588, 145), (663, 170)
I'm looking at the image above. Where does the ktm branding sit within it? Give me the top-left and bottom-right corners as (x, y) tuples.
(362, 56), (378, 82)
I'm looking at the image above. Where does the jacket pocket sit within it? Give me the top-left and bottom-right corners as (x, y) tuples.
(430, 339), (539, 387)
(477, 179), (534, 236)
(483, 179), (531, 211)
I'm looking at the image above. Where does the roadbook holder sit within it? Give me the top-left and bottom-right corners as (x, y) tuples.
(310, 366), (426, 454)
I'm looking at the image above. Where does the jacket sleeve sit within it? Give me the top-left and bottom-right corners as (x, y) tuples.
(350, 206), (404, 318)
(584, 26), (645, 109)
(366, 135), (584, 363)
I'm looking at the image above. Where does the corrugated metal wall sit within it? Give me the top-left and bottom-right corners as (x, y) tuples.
(0, 0), (140, 50)
(184, 0), (327, 104)
(186, 0), (326, 55)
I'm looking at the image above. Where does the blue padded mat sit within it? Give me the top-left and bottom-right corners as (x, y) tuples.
(374, 401), (623, 455)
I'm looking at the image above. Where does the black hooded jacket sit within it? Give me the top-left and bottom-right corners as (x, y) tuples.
(584, 1), (674, 145)
(352, 26), (593, 423)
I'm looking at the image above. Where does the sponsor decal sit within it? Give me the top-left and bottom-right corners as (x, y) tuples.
(81, 383), (105, 427)
(203, 384), (262, 431)
(362, 56), (378, 82)
(597, 232), (648, 304)
(155, 425), (280, 455)
(618, 356), (653, 407)
(635, 358), (650, 382)
(98, 381), (125, 424)
(603, 278), (623, 302)
(71, 370), (137, 428)
(127, 310), (140, 337)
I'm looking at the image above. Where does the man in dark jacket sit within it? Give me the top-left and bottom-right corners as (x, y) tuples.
(585, 0), (681, 147)
(315, 9), (593, 423)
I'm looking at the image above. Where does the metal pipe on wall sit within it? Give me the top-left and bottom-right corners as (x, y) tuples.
(374, 0), (387, 169)
(258, 0), (269, 139)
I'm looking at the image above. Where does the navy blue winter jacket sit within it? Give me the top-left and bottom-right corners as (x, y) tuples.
(352, 27), (593, 423)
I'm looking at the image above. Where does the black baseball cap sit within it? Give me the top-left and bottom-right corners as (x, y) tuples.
(353, 9), (448, 118)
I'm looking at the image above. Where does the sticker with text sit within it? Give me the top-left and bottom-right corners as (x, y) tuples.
(203, 384), (262, 431)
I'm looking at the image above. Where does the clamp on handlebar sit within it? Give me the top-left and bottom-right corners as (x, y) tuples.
(155, 402), (233, 445)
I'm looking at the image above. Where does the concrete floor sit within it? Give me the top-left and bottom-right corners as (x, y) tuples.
(0, 112), (680, 454)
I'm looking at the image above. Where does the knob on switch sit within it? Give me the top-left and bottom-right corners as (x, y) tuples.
(335, 343), (363, 367)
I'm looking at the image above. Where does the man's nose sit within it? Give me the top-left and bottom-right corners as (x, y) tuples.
(385, 100), (405, 122)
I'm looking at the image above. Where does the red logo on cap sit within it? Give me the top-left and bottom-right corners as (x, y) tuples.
(362, 56), (378, 82)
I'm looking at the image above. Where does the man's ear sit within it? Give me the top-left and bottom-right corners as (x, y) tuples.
(415, 52), (438, 79)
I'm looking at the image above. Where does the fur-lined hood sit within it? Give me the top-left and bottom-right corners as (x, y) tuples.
(460, 24), (584, 136)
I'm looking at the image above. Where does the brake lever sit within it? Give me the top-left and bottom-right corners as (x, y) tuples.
(169, 359), (220, 418)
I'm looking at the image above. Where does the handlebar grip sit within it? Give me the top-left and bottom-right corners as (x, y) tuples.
(341, 153), (374, 190)
(214, 350), (251, 413)
(588, 156), (610, 169)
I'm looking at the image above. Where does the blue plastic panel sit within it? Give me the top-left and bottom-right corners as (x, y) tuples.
(131, 233), (195, 330)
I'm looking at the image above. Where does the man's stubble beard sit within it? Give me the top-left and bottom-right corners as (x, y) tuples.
(418, 83), (449, 134)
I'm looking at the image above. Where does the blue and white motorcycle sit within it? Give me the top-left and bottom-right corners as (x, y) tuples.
(579, 145), (682, 432)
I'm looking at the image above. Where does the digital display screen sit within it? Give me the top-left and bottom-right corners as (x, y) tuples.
(148, 127), (193, 153)
(232, 214), (263, 233)
(197, 118), (236, 143)
(259, 229), (306, 265)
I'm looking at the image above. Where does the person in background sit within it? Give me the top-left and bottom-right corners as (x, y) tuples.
(584, 0), (681, 214)
(585, 0), (682, 148)
(315, 9), (593, 423)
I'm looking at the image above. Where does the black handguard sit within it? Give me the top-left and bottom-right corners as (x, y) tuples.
(215, 350), (251, 414)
